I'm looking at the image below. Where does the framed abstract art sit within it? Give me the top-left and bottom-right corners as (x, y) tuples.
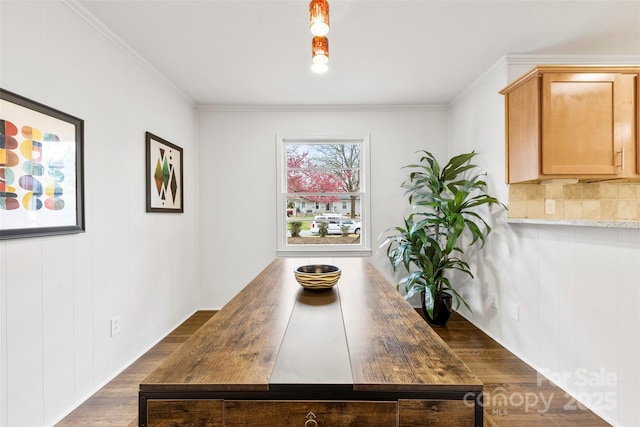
(0, 88), (85, 239)
(145, 132), (183, 213)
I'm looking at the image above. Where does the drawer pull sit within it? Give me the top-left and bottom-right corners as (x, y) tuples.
(304, 412), (318, 427)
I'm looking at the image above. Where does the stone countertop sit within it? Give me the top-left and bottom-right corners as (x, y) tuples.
(504, 218), (640, 229)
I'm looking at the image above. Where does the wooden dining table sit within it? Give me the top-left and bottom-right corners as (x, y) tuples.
(138, 257), (483, 426)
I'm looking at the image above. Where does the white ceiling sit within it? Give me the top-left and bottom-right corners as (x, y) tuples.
(77, 0), (640, 106)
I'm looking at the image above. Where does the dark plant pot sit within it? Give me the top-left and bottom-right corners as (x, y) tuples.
(421, 290), (453, 326)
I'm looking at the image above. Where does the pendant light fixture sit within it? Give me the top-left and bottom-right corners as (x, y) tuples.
(309, 0), (330, 36)
(309, 0), (330, 73)
(311, 35), (329, 73)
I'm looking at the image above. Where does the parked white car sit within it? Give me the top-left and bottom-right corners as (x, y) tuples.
(310, 215), (361, 235)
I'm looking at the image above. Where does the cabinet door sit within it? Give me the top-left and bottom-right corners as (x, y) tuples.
(505, 76), (541, 183)
(541, 73), (629, 176)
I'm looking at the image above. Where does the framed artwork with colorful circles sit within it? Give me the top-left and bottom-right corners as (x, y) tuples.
(145, 132), (183, 213)
(0, 88), (85, 239)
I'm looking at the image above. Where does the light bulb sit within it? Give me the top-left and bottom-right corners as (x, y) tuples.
(311, 63), (329, 73)
(310, 21), (329, 37)
(312, 54), (329, 65)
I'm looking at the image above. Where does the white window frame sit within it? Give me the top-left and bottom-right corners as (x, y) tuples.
(276, 134), (371, 257)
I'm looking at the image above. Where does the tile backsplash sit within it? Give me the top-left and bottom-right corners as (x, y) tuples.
(508, 182), (640, 221)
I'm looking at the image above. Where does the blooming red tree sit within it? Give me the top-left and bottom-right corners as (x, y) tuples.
(287, 145), (342, 204)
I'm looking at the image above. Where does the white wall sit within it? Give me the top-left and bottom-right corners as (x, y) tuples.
(196, 107), (448, 308)
(447, 56), (640, 427)
(0, 2), (200, 426)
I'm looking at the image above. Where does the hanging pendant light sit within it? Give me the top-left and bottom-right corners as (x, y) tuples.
(309, 0), (330, 36)
(311, 35), (329, 73)
(311, 36), (329, 64)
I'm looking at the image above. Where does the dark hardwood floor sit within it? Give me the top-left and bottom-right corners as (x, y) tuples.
(55, 310), (610, 426)
(432, 312), (610, 426)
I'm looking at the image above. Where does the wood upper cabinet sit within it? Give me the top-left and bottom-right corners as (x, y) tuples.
(500, 66), (639, 183)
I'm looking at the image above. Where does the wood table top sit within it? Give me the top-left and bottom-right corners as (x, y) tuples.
(140, 257), (482, 394)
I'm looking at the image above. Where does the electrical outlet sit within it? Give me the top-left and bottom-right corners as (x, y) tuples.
(509, 303), (520, 322)
(490, 293), (498, 310)
(110, 315), (121, 337)
(545, 199), (556, 215)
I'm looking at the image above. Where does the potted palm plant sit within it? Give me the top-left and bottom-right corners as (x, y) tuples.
(380, 150), (503, 326)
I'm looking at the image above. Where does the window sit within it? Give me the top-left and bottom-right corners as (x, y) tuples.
(276, 135), (370, 256)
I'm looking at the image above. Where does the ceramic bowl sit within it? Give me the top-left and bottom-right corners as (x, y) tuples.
(294, 264), (341, 290)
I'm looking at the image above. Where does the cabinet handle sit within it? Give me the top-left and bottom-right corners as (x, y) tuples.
(618, 148), (625, 170)
(305, 412), (318, 427)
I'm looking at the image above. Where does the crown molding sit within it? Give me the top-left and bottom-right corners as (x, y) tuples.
(196, 103), (447, 113)
(62, 0), (195, 107)
(504, 53), (640, 65)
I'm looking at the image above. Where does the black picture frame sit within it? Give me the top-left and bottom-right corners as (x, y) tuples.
(1, 88), (85, 239)
(145, 132), (183, 213)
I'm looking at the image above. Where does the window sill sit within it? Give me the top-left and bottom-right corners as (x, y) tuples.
(277, 248), (373, 258)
